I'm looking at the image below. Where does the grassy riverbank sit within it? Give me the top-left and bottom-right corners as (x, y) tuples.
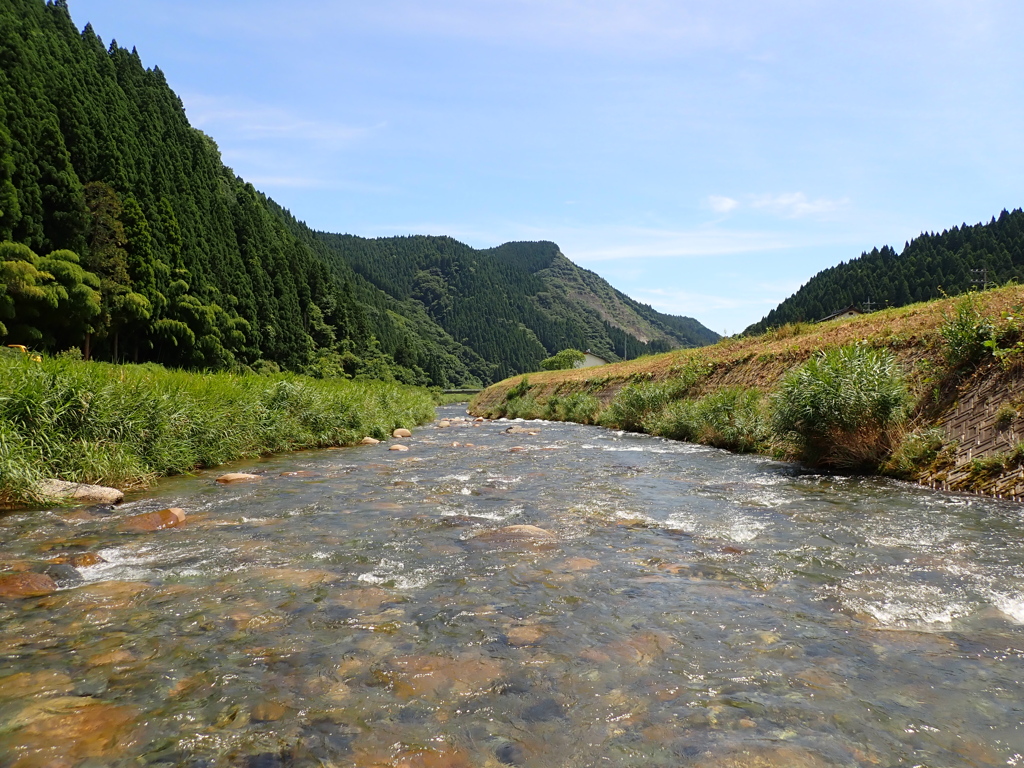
(0, 354), (435, 506)
(471, 286), (1024, 498)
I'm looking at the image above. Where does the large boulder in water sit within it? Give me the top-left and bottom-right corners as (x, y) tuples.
(393, 428), (413, 438)
(117, 508), (186, 533)
(36, 479), (123, 505)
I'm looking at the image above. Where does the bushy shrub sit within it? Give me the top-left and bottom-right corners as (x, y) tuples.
(650, 387), (768, 453)
(882, 426), (949, 479)
(600, 380), (676, 432)
(540, 349), (585, 371)
(940, 293), (995, 369)
(543, 392), (602, 424)
(770, 344), (911, 470)
(503, 394), (542, 420)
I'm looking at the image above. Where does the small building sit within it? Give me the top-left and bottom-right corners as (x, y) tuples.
(819, 305), (865, 323)
(579, 351), (610, 368)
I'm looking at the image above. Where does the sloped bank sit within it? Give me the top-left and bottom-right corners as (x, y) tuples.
(469, 286), (1024, 499)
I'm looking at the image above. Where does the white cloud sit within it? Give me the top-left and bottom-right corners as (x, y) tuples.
(749, 192), (847, 219)
(182, 93), (374, 145)
(564, 226), (796, 262)
(634, 287), (771, 312)
(707, 195), (740, 214)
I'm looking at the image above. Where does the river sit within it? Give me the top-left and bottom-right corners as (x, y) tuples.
(1, 405), (1023, 767)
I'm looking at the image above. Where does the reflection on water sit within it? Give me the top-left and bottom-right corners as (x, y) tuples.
(2, 405), (1024, 766)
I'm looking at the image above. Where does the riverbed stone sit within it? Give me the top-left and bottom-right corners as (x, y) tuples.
(506, 624), (545, 646)
(438, 420), (451, 428)
(0, 670), (74, 700)
(361, 436), (381, 445)
(117, 507), (185, 533)
(390, 444), (409, 451)
(468, 524), (557, 550)
(251, 700), (292, 722)
(688, 745), (835, 767)
(504, 425), (540, 435)
(0, 697), (138, 766)
(386, 654), (504, 699)
(393, 428), (413, 438)
(36, 479), (123, 505)
(48, 552), (105, 568)
(216, 472), (261, 483)
(0, 572), (57, 600)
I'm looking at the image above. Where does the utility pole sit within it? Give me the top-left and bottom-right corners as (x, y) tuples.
(971, 267), (989, 289)
(862, 298), (875, 313)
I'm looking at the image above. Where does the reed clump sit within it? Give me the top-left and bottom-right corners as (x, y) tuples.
(0, 354), (435, 505)
(770, 344), (911, 470)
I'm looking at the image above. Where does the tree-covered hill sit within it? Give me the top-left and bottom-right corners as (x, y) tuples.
(312, 234), (718, 381)
(746, 209), (1024, 334)
(0, 0), (716, 386)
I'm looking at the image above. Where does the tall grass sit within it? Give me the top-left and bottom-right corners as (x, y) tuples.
(0, 355), (435, 505)
(771, 344), (911, 470)
(649, 387), (769, 453)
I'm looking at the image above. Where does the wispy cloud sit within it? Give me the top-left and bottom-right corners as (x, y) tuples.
(182, 94), (375, 145)
(703, 191), (849, 220)
(565, 226), (796, 262)
(707, 195), (740, 214)
(749, 192), (847, 218)
(629, 286), (788, 319)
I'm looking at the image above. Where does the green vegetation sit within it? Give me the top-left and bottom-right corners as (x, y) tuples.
(770, 345), (911, 470)
(649, 387), (768, 453)
(0, 0), (717, 388)
(939, 293), (995, 369)
(541, 348), (585, 371)
(311, 236), (718, 382)
(0, 353), (434, 506)
(747, 209), (1024, 333)
(543, 393), (601, 425)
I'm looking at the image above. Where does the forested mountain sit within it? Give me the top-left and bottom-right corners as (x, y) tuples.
(747, 209), (1024, 334)
(0, 0), (716, 386)
(312, 235), (718, 381)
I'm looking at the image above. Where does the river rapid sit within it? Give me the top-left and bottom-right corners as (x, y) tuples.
(1, 405), (1024, 767)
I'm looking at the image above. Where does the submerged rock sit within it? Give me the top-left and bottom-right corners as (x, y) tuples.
(216, 472), (261, 484)
(468, 525), (557, 550)
(390, 444), (409, 452)
(0, 697), (138, 766)
(393, 428), (413, 438)
(117, 507), (186, 533)
(0, 572), (57, 600)
(504, 426), (540, 435)
(361, 436), (381, 445)
(437, 420), (451, 428)
(61, 552), (105, 568)
(36, 479), (123, 505)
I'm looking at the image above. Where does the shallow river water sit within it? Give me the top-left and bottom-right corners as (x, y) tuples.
(2, 405), (1024, 767)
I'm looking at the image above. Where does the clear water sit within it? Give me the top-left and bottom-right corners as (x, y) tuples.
(2, 405), (1024, 767)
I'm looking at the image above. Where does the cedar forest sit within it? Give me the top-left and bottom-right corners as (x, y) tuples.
(3, 0), (1024, 387)
(0, 0), (716, 387)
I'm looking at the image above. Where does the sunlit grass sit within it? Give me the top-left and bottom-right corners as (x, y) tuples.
(0, 355), (435, 505)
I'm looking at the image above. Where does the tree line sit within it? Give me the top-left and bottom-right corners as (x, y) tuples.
(747, 209), (1024, 334)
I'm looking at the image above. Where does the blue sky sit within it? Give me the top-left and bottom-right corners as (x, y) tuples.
(68, 0), (1024, 334)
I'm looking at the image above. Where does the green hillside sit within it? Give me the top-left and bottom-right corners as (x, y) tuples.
(313, 234), (718, 381)
(0, 0), (716, 387)
(747, 209), (1024, 334)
